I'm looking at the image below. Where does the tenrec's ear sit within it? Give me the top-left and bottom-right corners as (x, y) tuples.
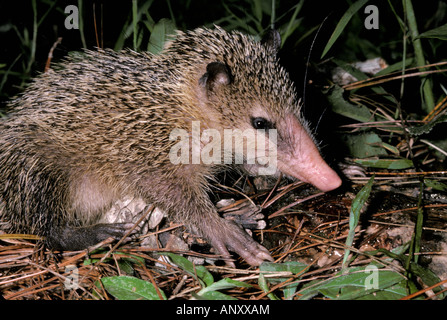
(199, 61), (232, 93)
(261, 29), (281, 56)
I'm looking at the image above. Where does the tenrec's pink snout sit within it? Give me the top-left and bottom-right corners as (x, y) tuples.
(277, 114), (342, 192)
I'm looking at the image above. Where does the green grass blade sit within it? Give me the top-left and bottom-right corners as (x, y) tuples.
(321, 0), (369, 59)
(198, 278), (251, 299)
(258, 273), (280, 300)
(342, 175), (375, 269)
(353, 158), (414, 170)
(417, 23), (447, 41)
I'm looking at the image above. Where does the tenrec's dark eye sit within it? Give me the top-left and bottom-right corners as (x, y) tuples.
(251, 117), (273, 129)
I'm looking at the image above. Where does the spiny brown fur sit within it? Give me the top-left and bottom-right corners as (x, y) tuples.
(0, 27), (314, 265)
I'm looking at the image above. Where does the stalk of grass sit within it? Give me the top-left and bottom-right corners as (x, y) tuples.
(166, 0), (176, 28)
(269, 0), (275, 29)
(23, 0), (37, 84)
(77, 0), (87, 48)
(132, 0), (138, 50)
(406, 179), (425, 267)
(413, 180), (424, 264)
(342, 175), (375, 270)
(403, 0), (435, 113)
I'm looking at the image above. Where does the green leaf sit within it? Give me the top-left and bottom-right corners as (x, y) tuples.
(408, 113), (447, 136)
(424, 178), (447, 192)
(259, 261), (308, 300)
(252, 0), (263, 24)
(342, 175), (374, 268)
(341, 132), (388, 158)
(261, 260), (306, 270)
(407, 261), (446, 299)
(417, 23), (447, 41)
(353, 158), (414, 169)
(198, 278), (251, 299)
(355, 281), (408, 300)
(375, 58), (414, 77)
(161, 252), (214, 287)
(375, 141), (400, 155)
(194, 290), (238, 300)
(297, 265), (407, 300)
(321, 0), (369, 58)
(101, 276), (166, 300)
(326, 85), (374, 123)
(117, 259), (136, 275)
(258, 273), (279, 300)
(327, 269), (407, 300)
(199, 278), (251, 293)
(147, 18), (176, 54)
(373, 247), (446, 299)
